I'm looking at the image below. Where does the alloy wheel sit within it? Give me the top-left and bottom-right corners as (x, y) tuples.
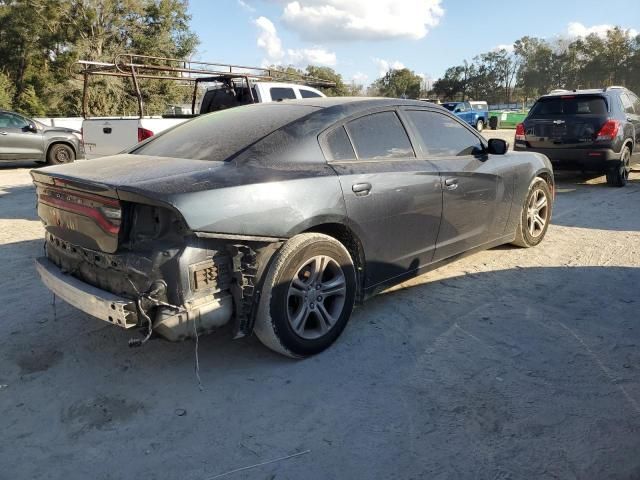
(286, 255), (347, 340)
(526, 188), (549, 238)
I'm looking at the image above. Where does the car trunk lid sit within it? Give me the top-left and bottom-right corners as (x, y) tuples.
(31, 154), (230, 253)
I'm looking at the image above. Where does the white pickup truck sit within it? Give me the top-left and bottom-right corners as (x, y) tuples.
(82, 81), (325, 159)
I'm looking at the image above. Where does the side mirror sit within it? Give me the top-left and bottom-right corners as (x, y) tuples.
(454, 107), (461, 113)
(487, 138), (509, 155)
(25, 123), (38, 133)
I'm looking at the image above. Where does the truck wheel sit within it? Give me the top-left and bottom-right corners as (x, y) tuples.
(47, 144), (75, 165)
(605, 147), (630, 187)
(475, 119), (484, 132)
(512, 177), (552, 248)
(254, 233), (356, 358)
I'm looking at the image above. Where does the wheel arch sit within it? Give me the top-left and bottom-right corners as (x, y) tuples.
(46, 140), (77, 158)
(302, 222), (366, 304)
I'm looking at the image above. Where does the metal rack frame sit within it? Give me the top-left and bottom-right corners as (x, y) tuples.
(77, 54), (336, 118)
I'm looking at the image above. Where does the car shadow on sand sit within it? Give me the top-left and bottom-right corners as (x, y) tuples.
(1, 245), (639, 479)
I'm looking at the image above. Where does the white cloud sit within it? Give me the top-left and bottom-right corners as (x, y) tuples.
(493, 43), (515, 52)
(255, 16), (285, 62)
(567, 22), (638, 39)
(254, 16), (337, 67)
(280, 0), (444, 41)
(287, 47), (336, 66)
(237, 0), (256, 12)
(351, 72), (369, 84)
(373, 58), (405, 77)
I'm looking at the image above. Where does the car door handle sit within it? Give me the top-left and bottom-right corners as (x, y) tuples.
(352, 182), (372, 196)
(0, 131), (7, 135)
(444, 178), (459, 190)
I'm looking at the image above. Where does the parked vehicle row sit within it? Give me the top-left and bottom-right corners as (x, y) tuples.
(442, 101), (489, 131)
(514, 86), (640, 187)
(0, 110), (84, 164)
(32, 98), (554, 357)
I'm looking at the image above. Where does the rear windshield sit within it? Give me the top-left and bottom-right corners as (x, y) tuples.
(131, 103), (318, 161)
(471, 104), (488, 111)
(529, 96), (608, 117)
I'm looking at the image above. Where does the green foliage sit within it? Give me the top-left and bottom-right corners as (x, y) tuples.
(373, 68), (423, 99)
(0, 0), (199, 116)
(431, 27), (640, 104)
(0, 72), (14, 109)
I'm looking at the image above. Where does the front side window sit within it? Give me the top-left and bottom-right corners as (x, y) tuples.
(345, 111), (415, 160)
(0, 112), (28, 129)
(407, 110), (483, 157)
(270, 87), (296, 101)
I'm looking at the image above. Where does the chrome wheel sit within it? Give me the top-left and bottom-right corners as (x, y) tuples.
(526, 188), (549, 238)
(286, 255), (347, 340)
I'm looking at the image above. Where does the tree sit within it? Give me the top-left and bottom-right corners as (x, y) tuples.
(0, 0), (199, 116)
(304, 66), (349, 96)
(374, 68), (423, 99)
(0, 72), (14, 109)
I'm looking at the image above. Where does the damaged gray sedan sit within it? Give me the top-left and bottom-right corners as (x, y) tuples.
(33, 98), (554, 357)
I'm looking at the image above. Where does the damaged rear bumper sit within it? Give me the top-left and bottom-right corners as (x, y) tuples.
(36, 256), (139, 328)
(35, 256), (233, 341)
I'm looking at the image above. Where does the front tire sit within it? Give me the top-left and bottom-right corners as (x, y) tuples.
(512, 177), (552, 248)
(605, 146), (631, 187)
(46, 144), (75, 165)
(476, 119), (484, 132)
(254, 233), (356, 358)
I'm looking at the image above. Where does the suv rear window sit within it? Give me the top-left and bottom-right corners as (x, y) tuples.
(529, 96), (608, 116)
(131, 104), (317, 161)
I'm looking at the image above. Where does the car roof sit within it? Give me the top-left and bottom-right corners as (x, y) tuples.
(540, 88), (622, 99)
(258, 96), (449, 121)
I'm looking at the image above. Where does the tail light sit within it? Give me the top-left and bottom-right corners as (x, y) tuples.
(137, 127), (154, 142)
(595, 120), (620, 141)
(515, 123), (526, 141)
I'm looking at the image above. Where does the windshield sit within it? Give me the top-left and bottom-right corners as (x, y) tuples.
(131, 103), (318, 161)
(442, 103), (458, 111)
(529, 96), (608, 117)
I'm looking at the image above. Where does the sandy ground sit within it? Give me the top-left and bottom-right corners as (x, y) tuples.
(1, 135), (639, 479)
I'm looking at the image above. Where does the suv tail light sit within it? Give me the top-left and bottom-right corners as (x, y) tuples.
(595, 120), (620, 141)
(515, 123), (526, 141)
(138, 127), (154, 142)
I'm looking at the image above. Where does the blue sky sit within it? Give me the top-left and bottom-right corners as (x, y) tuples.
(188, 0), (640, 86)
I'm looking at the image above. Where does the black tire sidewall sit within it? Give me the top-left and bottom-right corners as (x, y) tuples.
(520, 179), (552, 247)
(47, 144), (75, 165)
(268, 240), (356, 357)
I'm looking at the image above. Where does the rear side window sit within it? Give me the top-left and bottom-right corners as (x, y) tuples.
(324, 126), (355, 161)
(630, 92), (640, 113)
(270, 87), (296, 101)
(300, 89), (322, 98)
(406, 110), (483, 157)
(131, 104), (317, 161)
(346, 111), (415, 160)
(621, 93), (636, 114)
(529, 96), (608, 116)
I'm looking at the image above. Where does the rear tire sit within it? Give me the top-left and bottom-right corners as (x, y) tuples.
(512, 177), (552, 248)
(254, 233), (356, 358)
(46, 144), (75, 165)
(476, 119), (484, 132)
(605, 147), (630, 187)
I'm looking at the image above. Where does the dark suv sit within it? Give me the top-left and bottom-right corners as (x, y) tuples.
(514, 87), (640, 187)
